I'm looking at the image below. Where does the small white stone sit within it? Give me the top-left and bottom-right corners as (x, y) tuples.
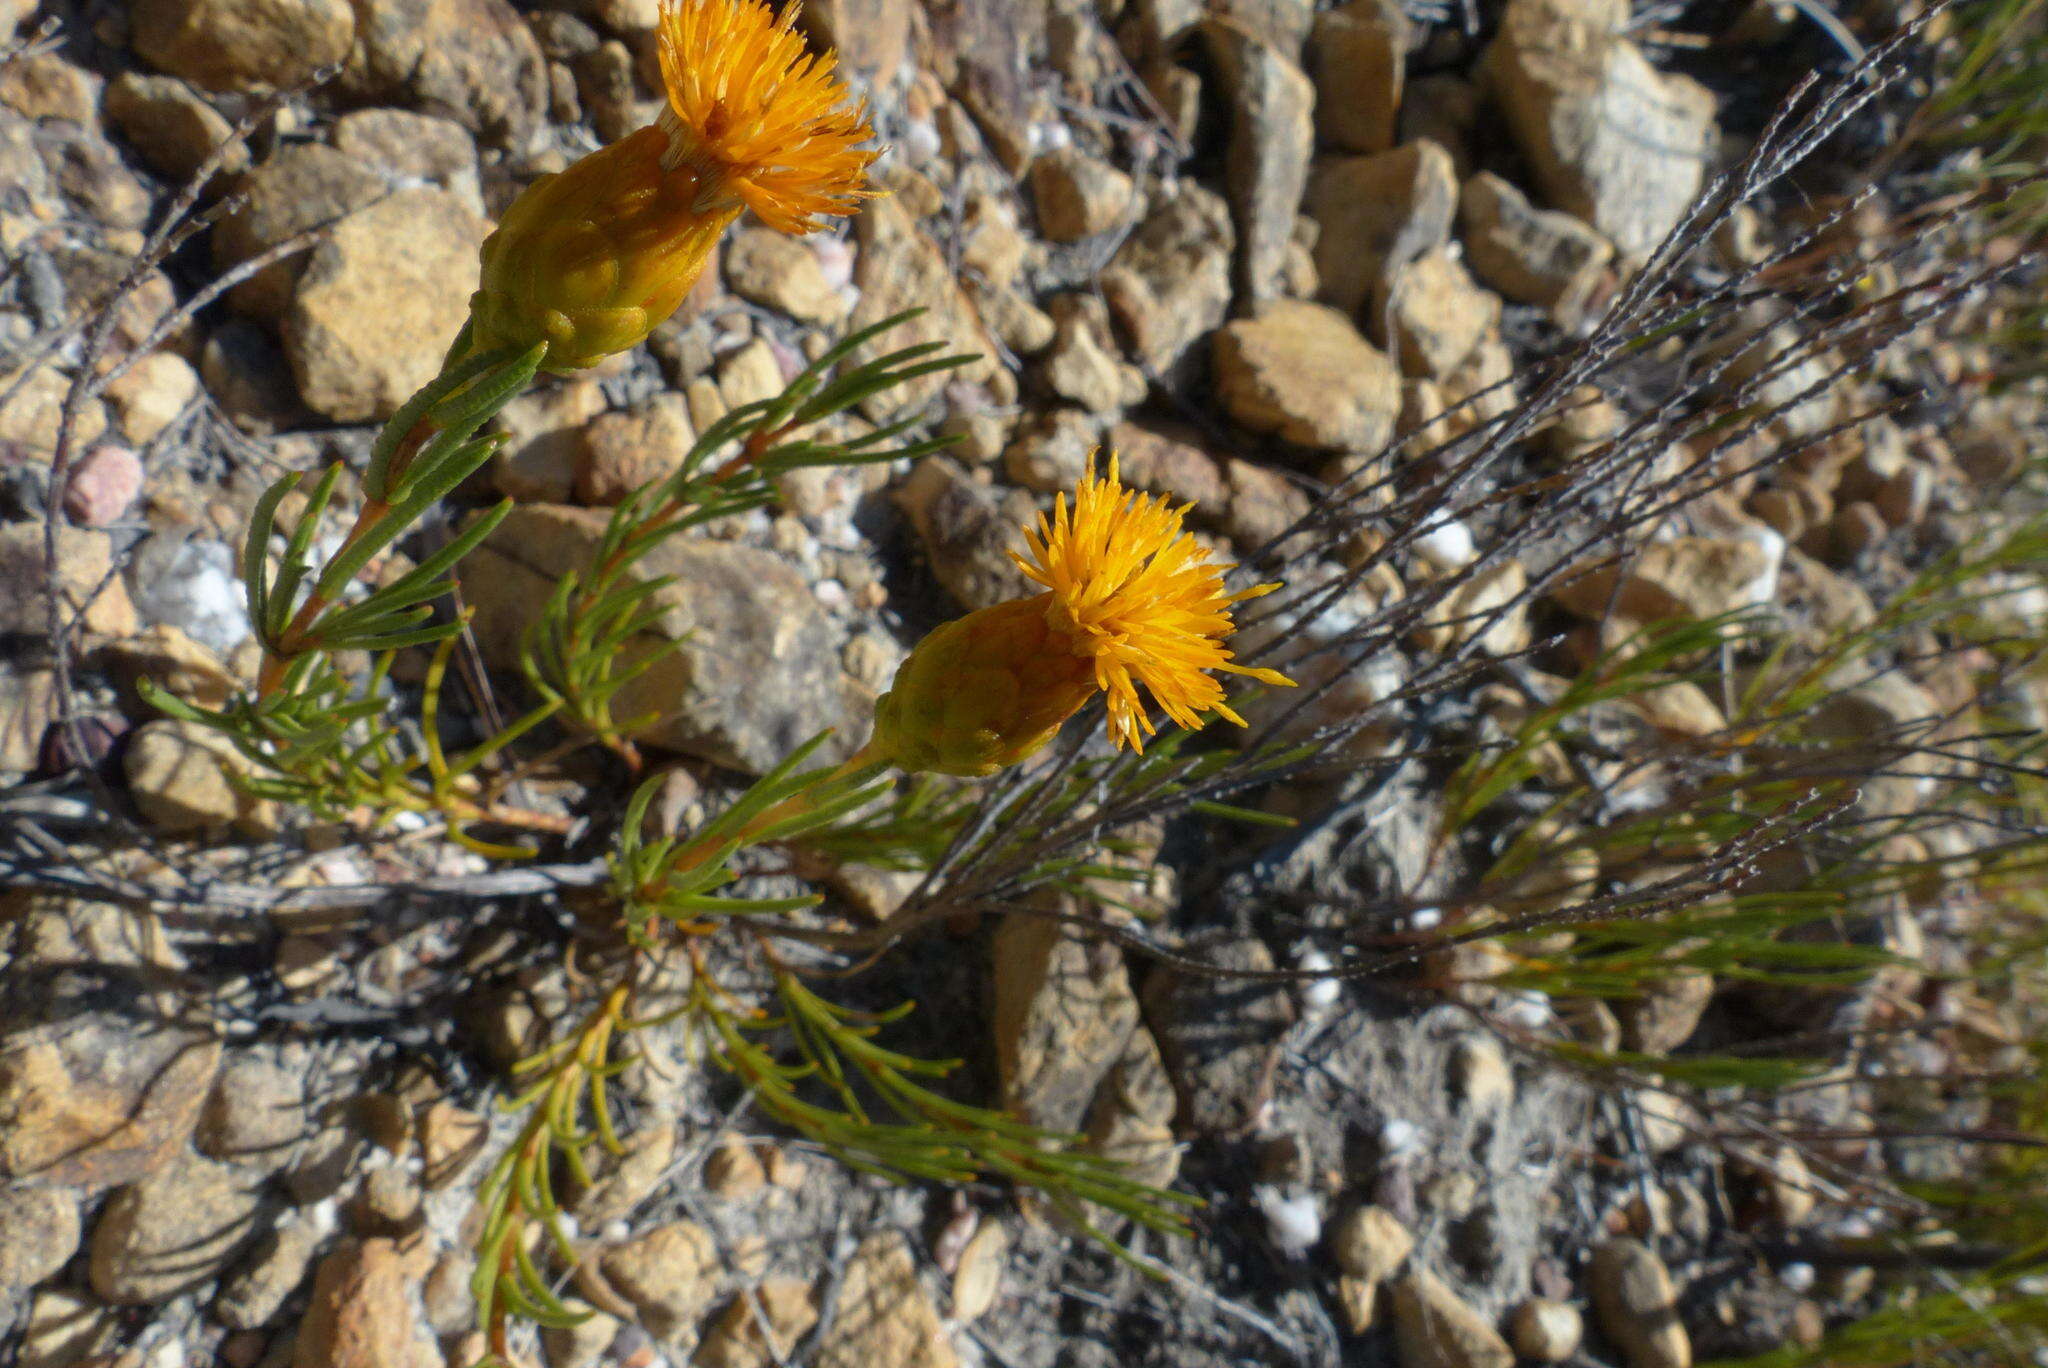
(1414, 516), (1476, 571)
(1254, 1185), (1322, 1258)
(1407, 906), (1442, 932)
(1779, 1262), (1815, 1292)
(1296, 947), (1342, 1013)
(1378, 1117), (1424, 1160)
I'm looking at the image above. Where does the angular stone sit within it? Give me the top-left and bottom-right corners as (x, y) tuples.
(0, 522), (137, 638)
(724, 227), (848, 323)
(601, 1220), (719, 1346)
(331, 107), (482, 212)
(0, 52), (98, 123)
(992, 916), (1142, 1134)
(1109, 420), (1231, 511)
(697, 1280), (821, 1368)
(1551, 535), (1779, 625)
(1459, 171), (1614, 320)
(1143, 937), (1296, 1135)
(123, 717), (276, 835)
(575, 393), (696, 505)
(0, 1185), (82, 1295)
(216, 1214), (327, 1330)
(815, 1232), (957, 1368)
(1213, 300), (1401, 453)
(1032, 149), (1135, 241)
(1308, 0), (1406, 153)
(103, 350), (201, 445)
(849, 198), (1000, 420)
(1372, 247), (1501, 379)
(131, 0), (354, 93)
(1589, 1239), (1692, 1368)
(342, 0), (549, 148)
(1391, 1269), (1515, 1368)
(1101, 184), (1235, 377)
(1306, 141), (1458, 316)
(1485, 0), (1718, 258)
(213, 144), (386, 322)
(1204, 20), (1315, 304)
(89, 1153), (267, 1303)
(293, 1239), (440, 1368)
(465, 505), (865, 772)
(0, 1011), (220, 1194)
(893, 457), (1036, 612)
(285, 187), (490, 422)
(104, 74), (245, 182)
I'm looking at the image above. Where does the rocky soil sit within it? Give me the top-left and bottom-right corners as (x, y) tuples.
(1, 0), (2043, 1365)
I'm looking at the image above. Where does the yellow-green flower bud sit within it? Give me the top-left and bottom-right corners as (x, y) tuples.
(468, 126), (739, 372)
(868, 599), (1098, 777)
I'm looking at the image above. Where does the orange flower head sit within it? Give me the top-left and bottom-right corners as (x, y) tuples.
(656, 0), (878, 235)
(1014, 454), (1295, 753)
(868, 453), (1294, 775)
(468, 0), (873, 370)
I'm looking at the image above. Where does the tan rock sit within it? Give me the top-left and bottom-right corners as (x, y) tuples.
(1330, 1204), (1412, 1285)
(892, 457), (1036, 612)
(1032, 149), (1135, 240)
(1004, 407), (1096, 494)
(0, 52), (101, 123)
(0, 1017), (219, 1193)
(1589, 1239), (1691, 1368)
(0, 360), (106, 458)
(1214, 300), (1400, 452)
(495, 379), (608, 504)
(601, 1220), (720, 1346)
(466, 504), (865, 772)
(1109, 420), (1231, 509)
(342, 0), (548, 147)
(286, 187), (490, 422)
(102, 350), (202, 445)
(573, 1120), (675, 1223)
(0, 1185), (82, 1294)
(90, 1153), (266, 1303)
(213, 144), (386, 321)
(967, 277), (1058, 356)
(951, 1221), (1008, 1322)
(0, 522), (137, 638)
(1307, 141), (1458, 315)
(992, 915), (1144, 1133)
(1204, 20), (1315, 304)
(1391, 1268), (1515, 1368)
(849, 197), (999, 420)
(719, 337), (787, 409)
(331, 107), (482, 212)
(1042, 299), (1146, 413)
(1551, 535), (1779, 624)
(815, 1232), (957, 1368)
(1373, 247), (1501, 379)
(1511, 1298), (1583, 1361)
(132, 0), (354, 91)
(97, 624), (238, 709)
(293, 1239), (440, 1368)
(1309, 0), (1406, 153)
(104, 74), (245, 182)
(19, 1290), (117, 1368)
(1459, 171), (1614, 321)
(1100, 184), (1235, 376)
(575, 393), (696, 505)
(724, 227), (848, 323)
(123, 718), (276, 836)
(705, 1135), (767, 1199)
(697, 1280), (821, 1368)
(1485, 0), (1717, 258)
